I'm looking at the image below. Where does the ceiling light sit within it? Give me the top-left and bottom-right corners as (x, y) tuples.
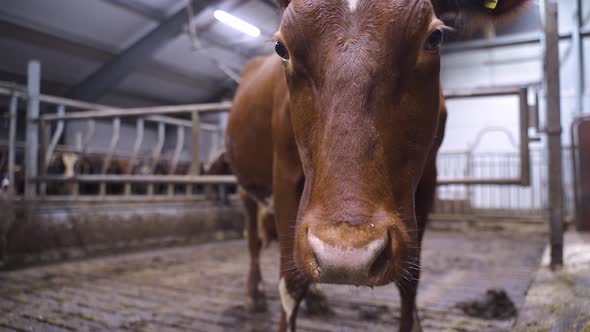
(213, 10), (261, 38)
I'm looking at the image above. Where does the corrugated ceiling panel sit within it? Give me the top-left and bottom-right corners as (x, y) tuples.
(0, 38), (100, 85)
(118, 71), (223, 103)
(154, 34), (246, 79)
(1, 0), (155, 51)
(137, 0), (184, 15)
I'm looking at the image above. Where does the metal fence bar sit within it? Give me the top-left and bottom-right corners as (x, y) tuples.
(28, 194), (215, 203)
(544, 0), (564, 267)
(102, 118), (121, 174)
(571, 120), (581, 227)
(39, 118), (49, 196)
(81, 120), (96, 156)
(7, 94), (17, 195)
(145, 115), (217, 131)
(35, 174), (237, 184)
(44, 105), (66, 166)
(572, 0), (584, 115)
(519, 87), (531, 186)
(0, 86), (110, 110)
(0, 85), (221, 131)
(148, 122), (165, 196)
(188, 112), (201, 195)
(152, 122), (166, 173)
(168, 125), (185, 195)
(71, 120), (95, 196)
(170, 125), (184, 174)
(125, 119), (144, 196)
(195, 114), (203, 173)
(444, 86), (525, 100)
(0, 85), (231, 117)
(434, 148), (555, 219)
(0, 83), (224, 133)
(437, 178), (526, 186)
(100, 117), (121, 196)
(39, 101), (232, 122)
(25, 61), (40, 198)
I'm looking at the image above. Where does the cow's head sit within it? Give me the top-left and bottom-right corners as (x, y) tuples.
(274, 0), (528, 286)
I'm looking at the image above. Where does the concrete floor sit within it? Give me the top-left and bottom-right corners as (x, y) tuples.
(0, 228), (547, 332)
(515, 231), (590, 332)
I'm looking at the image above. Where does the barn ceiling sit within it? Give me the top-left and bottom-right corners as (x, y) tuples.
(0, 0), (547, 108)
(0, 0), (281, 107)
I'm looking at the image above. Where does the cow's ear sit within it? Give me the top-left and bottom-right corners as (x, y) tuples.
(435, 0), (530, 22)
(277, 0), (290, 9)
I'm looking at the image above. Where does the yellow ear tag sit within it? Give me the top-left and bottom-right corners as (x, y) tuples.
(484, 0), (498, 9)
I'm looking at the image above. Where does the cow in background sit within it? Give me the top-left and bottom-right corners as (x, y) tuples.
(44, 153), (127, 195)
(205, 151), (238, 202)
(128, 158), (174, 195)
(207, 151), (274, 243)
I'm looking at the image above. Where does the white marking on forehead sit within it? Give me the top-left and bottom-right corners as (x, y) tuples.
(347, 0), (360, 12)
(279, 277), (296, 322)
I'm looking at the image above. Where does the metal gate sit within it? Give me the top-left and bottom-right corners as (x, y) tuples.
(432, 86), (547, 221)
(0, 61), (235, 202)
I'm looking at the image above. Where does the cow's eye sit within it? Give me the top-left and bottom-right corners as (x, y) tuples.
(425, 29), (443, 50)
(275, 40), (290, 60)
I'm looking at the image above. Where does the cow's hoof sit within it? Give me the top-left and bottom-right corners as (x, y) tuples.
(246, 295), (267, 313)
(303, 287), (334, 317)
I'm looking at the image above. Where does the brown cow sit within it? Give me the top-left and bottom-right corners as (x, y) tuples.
(226, 1), (528, 331)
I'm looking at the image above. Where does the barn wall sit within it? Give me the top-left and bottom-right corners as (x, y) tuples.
(440, 0), (590, 152)
(438, 0), (589, 214)
(0, 198), (244, 269)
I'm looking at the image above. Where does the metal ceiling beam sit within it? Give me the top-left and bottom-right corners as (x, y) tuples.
(101, 0), (169, 21)
(66, 0), (221, 102)
(0, 20), (222, 93)
(0, 20), (236, 104)
(259, 0), (278, 9)
(0, 70), (179, 106)
(443, 27), (590, 54)
(109, 0), (267, 59)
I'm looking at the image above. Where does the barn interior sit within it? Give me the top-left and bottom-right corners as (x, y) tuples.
(0, 0), (589, 331)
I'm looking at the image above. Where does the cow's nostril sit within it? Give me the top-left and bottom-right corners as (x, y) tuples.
(307, 230), (388, 284)
(369, 235), (391, 277)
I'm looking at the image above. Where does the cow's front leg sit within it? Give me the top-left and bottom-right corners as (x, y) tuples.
(274, 178), (308, 332)
(273, 151), (308, 331)
(278, 268), (309, 332)
(397, 158), (437, 332)
(240, 189), (266, 312)
(397, 258), (422, 332)
(302, 284), (333, 316)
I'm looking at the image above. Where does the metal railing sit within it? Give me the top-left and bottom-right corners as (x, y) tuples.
(434, 147), (576, 222)
(0, 61), (235, 201)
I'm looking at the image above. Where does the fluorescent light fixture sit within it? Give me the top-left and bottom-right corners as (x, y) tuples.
(214, 10), (261, 38)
